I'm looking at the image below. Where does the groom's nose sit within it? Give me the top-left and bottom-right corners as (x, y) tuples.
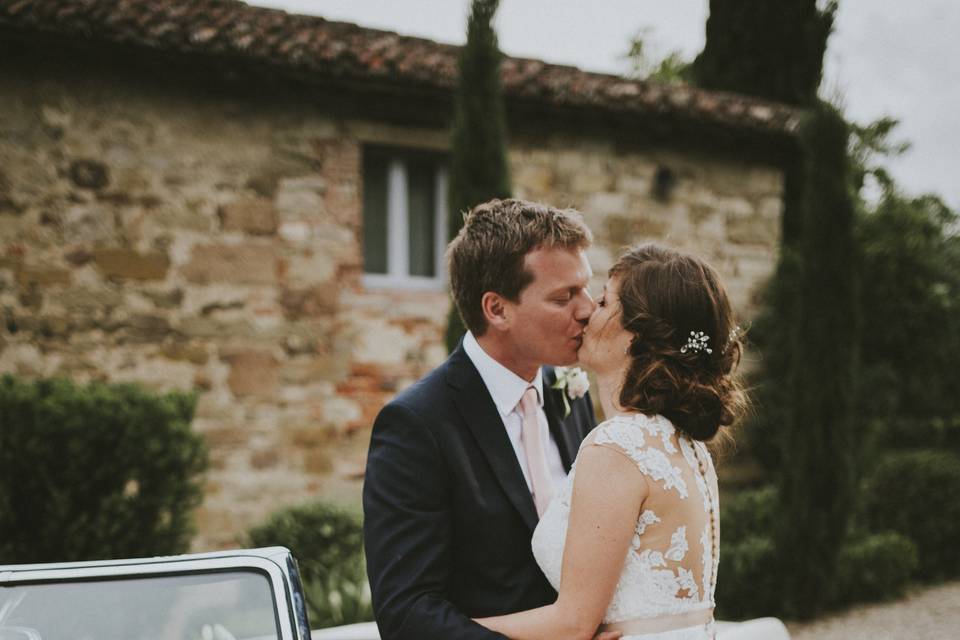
(574, 289), (595, 323)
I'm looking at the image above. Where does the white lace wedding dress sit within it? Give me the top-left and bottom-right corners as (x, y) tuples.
(532, 413), (720, 640)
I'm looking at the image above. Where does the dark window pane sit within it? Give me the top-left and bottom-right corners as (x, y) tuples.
(363, 154), (389, 274)
(407, 159), (436, 277)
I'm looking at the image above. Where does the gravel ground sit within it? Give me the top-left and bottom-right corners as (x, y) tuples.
(786, 581), (960, 640)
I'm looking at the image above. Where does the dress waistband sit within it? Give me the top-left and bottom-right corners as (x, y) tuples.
(599, 607), (714, 635)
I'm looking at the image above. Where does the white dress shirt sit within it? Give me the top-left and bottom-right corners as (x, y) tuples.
(463, 331), (568, 493)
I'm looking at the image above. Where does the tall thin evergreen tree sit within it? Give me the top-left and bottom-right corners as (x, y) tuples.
(444, 0), (512, 352)
(779, 105), (859, 616)
(694, 0), (859, 616)
(692, 0), (836, 107)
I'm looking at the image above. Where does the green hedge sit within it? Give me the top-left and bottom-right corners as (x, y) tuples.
(720, 485), (778, 545)
(0, 375), (206, 563)
(863, 450), (960, 581)
(835, 532), (917, 604)
(716, 485), (918, 617)
(715, 535), (782, 619)
(248, 501), (373, 629)
(871, 415), (960, 453)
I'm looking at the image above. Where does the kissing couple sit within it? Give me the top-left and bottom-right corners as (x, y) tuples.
(363, 199), (787, 640)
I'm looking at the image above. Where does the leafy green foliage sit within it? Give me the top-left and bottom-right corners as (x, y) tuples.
(863, 451), (960, 581)
(622, 28), (693, 83)
(715, 535), (781, 619)
(693, 0), (836, 106)
(848, 117), (910, 193)
(835, 532), (918, 604)
(717, 487), (918, 618)
(0, 375), (206, 563)
(248, 502), (373, 629)
(720, 485), (778, 545)
(857, 193), (960, 429)
(445, 0), (512, 352)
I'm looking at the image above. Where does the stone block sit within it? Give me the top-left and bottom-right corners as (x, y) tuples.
(161, 340), (209, 365)
(278, 283), (339, 319)
(726, 212), (779, 247)
(321, 395), (363, 428)
(93, 248), (170, 280)
(303, 446), (333, 474)
(218, 197), (278, 236)
(109, 313), (172, 339)
(19, 283), (44, 310)
(513, 165), (554, 197)
(281, 355), (346, 385)
(223, 348), (280, 397)
(278, 221), (312, 245)
(616, 175), (652, 195)
(181, 244), (276, 285)
(178, 316), (256, 339)
(571, 172), (613, 194)
(276, 178), (325, 220)
(143, 287), (184, 309)
(283, 249), (337, 287)
(585, 192), (628, 217)
(60, 286), (124, 313)
(15, 266), (71, 286)
(286, 423), (337, 448)
(250, 447), (280, 470)
(69, 159), (109, 190)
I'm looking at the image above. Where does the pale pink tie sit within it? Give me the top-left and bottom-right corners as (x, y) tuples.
(519, 387), (554, 518)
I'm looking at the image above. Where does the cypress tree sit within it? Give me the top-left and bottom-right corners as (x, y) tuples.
(779, 105), (859, 616)
(444, 0), (512, 352)
(692, 0), (836, 106)
(694, 0), (859, 616)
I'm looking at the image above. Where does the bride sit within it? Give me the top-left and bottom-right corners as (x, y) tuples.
(475, 243), (782, 640)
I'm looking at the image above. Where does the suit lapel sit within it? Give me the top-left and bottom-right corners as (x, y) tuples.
(447, 346), (539, 532)
(542, 367), (577, 472)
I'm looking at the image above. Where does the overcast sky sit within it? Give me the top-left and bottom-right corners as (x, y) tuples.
(250, 0), (959, 210)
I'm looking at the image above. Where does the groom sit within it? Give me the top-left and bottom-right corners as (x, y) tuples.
(363, 199), (599, 640)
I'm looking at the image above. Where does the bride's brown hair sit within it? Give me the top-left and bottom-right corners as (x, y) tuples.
(611, 243), (746, 441)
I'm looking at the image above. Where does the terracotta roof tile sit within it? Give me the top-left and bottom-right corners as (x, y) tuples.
(0, 0), (801, 136)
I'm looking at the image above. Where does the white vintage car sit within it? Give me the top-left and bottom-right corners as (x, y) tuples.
(0, 548), (788, 640)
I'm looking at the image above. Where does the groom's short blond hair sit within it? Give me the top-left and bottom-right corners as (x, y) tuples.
(446, 198), (592, 336)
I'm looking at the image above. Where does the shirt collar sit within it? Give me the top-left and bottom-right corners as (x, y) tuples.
(463, 331), (544, 418)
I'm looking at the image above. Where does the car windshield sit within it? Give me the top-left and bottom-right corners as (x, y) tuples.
(0, 569), (280, 640)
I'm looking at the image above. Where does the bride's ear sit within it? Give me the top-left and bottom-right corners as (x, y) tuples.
(481, 291), (511, 332)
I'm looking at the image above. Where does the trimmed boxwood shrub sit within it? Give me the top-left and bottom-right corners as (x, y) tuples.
(0, 375), (206, 563)
(872, 416), (960, 453)
(720, 485), (778, 545)
(835, 532), (917, 604)
(863, 450), (960, 581)
(715, 535), (782, 619)
(248, 501), (373, 629)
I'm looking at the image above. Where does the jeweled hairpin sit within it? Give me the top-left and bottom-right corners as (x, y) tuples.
(681, 331), (712, 355)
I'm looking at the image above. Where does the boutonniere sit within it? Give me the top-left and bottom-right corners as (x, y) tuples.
(550, 366), (590, 418)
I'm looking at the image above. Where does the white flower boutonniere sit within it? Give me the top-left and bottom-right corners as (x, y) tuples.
(551, 366), (590, 418)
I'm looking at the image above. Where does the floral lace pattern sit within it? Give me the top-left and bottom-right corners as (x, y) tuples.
(594, 415), (689, 499)
(531, 413), (718, 639)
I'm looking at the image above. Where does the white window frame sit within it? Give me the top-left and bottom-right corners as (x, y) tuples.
(362, 155), (448, 291)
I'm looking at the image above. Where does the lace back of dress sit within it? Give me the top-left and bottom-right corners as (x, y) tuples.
(588, 414), (720, 608)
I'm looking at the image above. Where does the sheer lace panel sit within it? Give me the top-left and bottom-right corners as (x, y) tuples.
(531, 413), (720, 628)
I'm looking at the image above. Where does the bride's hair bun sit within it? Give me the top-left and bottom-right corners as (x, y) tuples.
(611, 243), (746, 441)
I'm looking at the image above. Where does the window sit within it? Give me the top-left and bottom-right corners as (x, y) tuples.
(362, 147), (448, 289)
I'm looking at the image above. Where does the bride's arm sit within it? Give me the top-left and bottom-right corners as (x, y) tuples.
(475, 443), (646, 640)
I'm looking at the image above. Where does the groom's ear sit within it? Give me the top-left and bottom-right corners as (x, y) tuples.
(481, 291), (511, 332)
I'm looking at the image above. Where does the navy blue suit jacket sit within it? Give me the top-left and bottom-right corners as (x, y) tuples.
(363, 344), (597, 640)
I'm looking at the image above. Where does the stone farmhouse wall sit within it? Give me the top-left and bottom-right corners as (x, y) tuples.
(0, 60), (782, 549)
